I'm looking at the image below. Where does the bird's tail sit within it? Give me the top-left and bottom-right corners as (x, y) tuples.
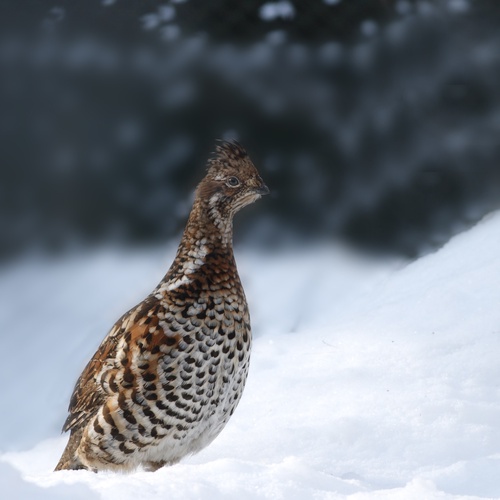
(54, 430), (88, 471)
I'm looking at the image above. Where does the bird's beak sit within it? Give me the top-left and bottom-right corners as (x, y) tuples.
(254, 184), (270, 196)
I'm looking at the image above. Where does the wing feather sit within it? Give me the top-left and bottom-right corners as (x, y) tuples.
(62, 295), (170, 434)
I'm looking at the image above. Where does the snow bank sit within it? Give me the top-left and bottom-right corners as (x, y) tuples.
(1, 212), (500, 499)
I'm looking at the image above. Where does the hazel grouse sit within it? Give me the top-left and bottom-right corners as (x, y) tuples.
(55, 140), (269, 472)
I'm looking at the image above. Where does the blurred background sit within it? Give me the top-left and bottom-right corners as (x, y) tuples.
(1, 0), (500, 260)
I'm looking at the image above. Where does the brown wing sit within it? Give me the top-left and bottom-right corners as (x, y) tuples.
(62, 318), (125, 433)
(62, 296), (157, 432)
(62, 293), (181, 434)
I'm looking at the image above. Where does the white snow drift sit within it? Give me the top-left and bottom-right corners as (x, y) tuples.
(1, 211), (500, 499)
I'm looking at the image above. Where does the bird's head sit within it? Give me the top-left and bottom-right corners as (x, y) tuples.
(196, 140), (269, 221)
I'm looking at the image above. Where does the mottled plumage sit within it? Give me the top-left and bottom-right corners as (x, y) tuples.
(55, 141), (269, 472)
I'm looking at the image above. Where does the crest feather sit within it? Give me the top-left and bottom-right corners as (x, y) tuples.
(207, 140), (248, 172)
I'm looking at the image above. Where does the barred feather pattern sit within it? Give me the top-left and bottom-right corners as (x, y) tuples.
(55, 141), (268, 472)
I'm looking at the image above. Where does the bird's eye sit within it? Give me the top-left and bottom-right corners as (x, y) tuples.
(227, 176), (240, 187)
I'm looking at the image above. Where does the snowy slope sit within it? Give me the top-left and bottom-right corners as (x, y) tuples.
(1, 212), (500, 499)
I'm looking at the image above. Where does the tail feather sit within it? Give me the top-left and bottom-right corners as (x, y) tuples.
(54, 430), (88, 471)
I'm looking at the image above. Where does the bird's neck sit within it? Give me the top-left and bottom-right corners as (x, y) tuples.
(182, 196), (234, 251)
(163, 197), (235, 286)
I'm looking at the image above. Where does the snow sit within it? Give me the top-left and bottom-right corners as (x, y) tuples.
(2, 211), (500, 499)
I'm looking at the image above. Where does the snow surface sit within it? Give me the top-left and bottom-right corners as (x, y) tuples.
(1, 211), (500, 499)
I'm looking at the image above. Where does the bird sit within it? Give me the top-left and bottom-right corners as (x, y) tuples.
(55, 140), (269, 472)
